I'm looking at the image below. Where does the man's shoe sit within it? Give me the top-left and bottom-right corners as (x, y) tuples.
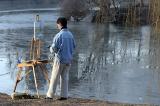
(45, 97), (53, 99)
(57, 97), (68, 100)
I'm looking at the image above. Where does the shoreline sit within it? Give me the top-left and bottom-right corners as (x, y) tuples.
(0, 8), (60, 16)
(0, 93), (156, 106)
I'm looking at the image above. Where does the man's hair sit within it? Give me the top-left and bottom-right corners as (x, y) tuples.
(56, 17), (67, 27)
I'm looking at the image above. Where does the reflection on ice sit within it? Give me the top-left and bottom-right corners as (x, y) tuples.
(0, 57), (14, 94)
(69, 23), (160, 104)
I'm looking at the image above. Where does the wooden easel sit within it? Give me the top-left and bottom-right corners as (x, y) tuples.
(13, 17), (50, 98)
(13, 38), (50, 98)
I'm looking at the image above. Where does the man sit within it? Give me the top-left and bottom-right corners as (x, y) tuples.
(46, 17), (76, 100)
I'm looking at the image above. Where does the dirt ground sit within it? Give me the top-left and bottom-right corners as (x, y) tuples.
(0, 93), (157, 106)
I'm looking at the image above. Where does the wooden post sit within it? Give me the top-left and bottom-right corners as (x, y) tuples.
(38, 40), (41, 59)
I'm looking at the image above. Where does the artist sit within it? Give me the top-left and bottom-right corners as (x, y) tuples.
(46, 17), (76, 100)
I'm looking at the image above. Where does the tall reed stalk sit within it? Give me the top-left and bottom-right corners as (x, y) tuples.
(149, 0), (160, 33)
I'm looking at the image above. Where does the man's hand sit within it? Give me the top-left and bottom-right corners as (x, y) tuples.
(47, 45), (51, 48)
(50, 46), (54, 53)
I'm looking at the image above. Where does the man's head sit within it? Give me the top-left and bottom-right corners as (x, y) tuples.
(56, 17), (67, 30)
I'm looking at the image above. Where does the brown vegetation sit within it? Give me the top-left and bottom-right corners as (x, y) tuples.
(149, 0), (160, 32)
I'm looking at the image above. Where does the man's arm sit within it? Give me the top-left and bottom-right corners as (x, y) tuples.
(50, 34), (60, 53)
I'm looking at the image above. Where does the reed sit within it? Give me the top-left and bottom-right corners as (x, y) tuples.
(124, 0), (144, 27)
(149, 0), (160, 33)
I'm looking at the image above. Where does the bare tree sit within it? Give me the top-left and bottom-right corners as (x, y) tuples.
(60, 0), (88, 21)
(97, 0), (111, 23)
(86, 0), (111, 23)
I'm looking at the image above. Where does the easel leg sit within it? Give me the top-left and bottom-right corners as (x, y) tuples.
(39, 64), (50, 84)
(13, 69), (22, 92)
(32, 66), (40, 98)
(13, 79), (20, 92)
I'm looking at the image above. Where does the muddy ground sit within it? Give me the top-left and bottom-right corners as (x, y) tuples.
(0, 93), (157, 106)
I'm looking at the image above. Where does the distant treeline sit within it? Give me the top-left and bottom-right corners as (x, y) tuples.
(0, 0), (60, 11)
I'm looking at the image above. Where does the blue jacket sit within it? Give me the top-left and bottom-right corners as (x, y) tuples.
(51, 28), (76, 64)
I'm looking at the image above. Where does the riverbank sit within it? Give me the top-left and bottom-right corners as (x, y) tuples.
(0, 93), (157, 106)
